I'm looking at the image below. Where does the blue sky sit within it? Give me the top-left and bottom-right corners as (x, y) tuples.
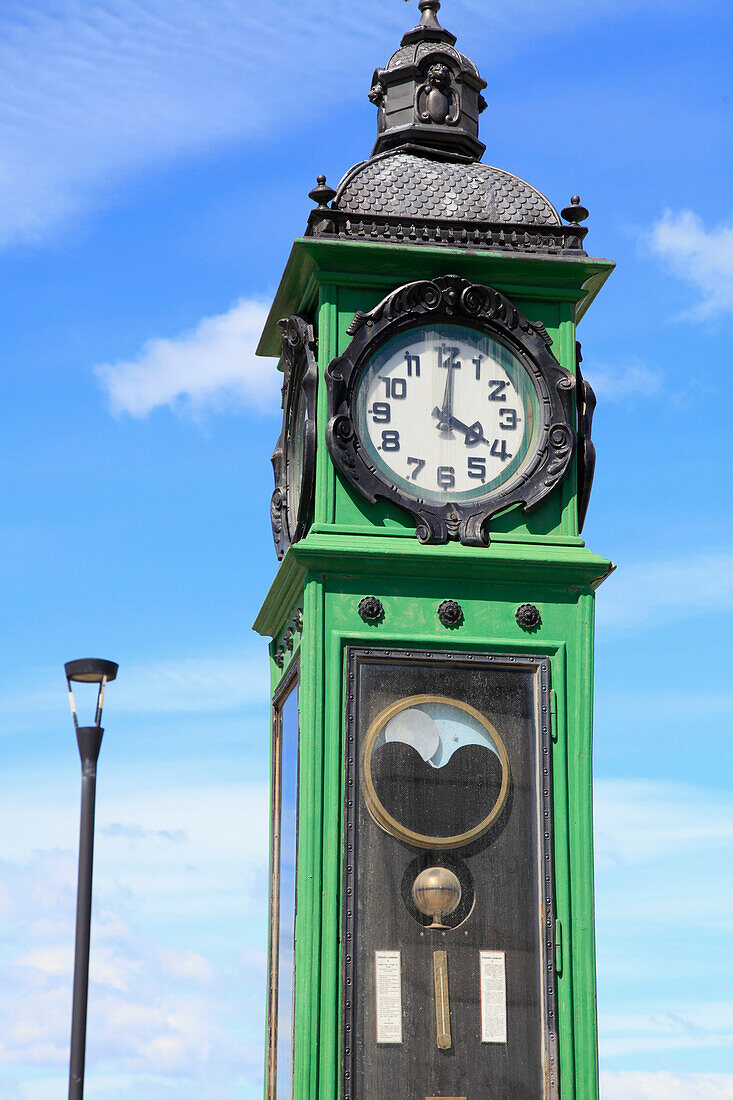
(1, 0), (732, 1097)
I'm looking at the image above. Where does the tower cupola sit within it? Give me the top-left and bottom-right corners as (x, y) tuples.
(369, 0), (487, 160)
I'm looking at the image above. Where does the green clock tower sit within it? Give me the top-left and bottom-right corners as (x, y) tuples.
(254, 4), (614, 1100)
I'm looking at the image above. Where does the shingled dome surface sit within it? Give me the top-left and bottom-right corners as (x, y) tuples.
(333, 151), (561, 227)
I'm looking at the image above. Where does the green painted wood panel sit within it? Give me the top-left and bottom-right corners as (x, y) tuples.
(258, 530), (611, 1100)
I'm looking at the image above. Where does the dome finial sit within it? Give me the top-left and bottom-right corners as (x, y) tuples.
(402, 0), (456, 46)
(416, 0), (444, 33)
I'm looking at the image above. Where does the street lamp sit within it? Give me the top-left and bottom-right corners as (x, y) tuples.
(65, 657), (118, 1100)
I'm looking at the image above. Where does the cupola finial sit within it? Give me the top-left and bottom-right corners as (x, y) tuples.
(416, 0), (445, 34)
(401, 0), (457, 46)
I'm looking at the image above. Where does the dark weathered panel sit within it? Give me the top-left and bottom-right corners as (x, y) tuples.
(343, 648), (557, 1100)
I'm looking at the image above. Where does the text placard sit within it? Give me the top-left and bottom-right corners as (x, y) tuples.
(375, 950), (403, 1044)
(479, 950), (507, 1044)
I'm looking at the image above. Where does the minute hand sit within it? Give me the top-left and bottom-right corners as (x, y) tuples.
(436, 362), (457, 431)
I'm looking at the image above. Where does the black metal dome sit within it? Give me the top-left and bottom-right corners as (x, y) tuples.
(334, 149), (561, 227)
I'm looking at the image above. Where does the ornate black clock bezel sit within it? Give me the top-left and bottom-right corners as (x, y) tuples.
(271, 315), (318, 560)
(325, 274), (576, 546)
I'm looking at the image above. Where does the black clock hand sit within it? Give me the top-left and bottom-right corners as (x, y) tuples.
(452, 416), (489, 446)
(436, 358), (456, 431)
(432, 409), (489, 447)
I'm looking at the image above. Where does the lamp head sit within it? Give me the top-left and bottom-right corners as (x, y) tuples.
(65, 658), (118, 731)
(65, 658), (118, 684)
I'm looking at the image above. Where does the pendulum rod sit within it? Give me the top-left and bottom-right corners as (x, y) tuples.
(433, 949), (452, 1050)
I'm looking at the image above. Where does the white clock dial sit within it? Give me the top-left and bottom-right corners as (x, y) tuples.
(355, 324), (541, 503)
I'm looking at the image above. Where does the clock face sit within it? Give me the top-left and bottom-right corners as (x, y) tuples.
(354, 323), (541, 504)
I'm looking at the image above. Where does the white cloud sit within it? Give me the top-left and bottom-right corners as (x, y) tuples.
(602, 1071), (733, 1099)
(109, 648), (271, 714)
(594, 777), (733, 937)
(95, 299), (276, 417)
(594, 780), (733, 1069)
(583, 361), (661, 401)
(597, 552), (733, 631)
(594, 688), (733, 725)
(600, 1003), (733, 1058)
(649, 210), (733, 319)
(0, 780), (271, 921)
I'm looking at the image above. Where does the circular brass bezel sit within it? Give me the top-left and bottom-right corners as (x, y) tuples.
(361, 693), (510, 850)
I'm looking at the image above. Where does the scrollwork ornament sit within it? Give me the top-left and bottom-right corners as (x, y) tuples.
(332, 415), (353, 442)
(325, 275), (577, 546)
(460, 283), (486, 315)
(575, 341), (597, 533)
(270, 315), (318, 560)
(421, 281), (443, 310)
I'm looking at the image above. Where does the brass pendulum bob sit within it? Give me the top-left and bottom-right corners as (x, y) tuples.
(411, 866), (462, 929)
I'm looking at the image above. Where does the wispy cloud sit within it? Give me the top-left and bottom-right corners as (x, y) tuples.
(594, 688), (733, 725)
(0, 0), (402, 249)
(96, 299), (275, 417)
(594, 778), (733, 873)
(2, 646), (270, 729)
(602, 1071), (733, 1099)
(648, 210), (733, 319)
(600, 1004), (733, 1059)
(0, 780), (271, 919)
(597, 552), (733, 631)
(0, 779), (270, 1097)
(583, 361), (662, 402)
(110, 648), (270, 714)
(594, 780), (733, 1070)
(99, 824), (186, 844)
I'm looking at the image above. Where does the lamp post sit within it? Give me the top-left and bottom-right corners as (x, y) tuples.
(65, 657), (118, 1100)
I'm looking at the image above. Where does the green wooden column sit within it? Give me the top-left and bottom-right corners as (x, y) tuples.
(255, 235), (613, 1100)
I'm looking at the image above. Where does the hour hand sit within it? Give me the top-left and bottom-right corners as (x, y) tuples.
(432, 409), (488, 447)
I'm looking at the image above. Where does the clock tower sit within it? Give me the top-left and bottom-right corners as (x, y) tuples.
(255, 4), (614, 1100)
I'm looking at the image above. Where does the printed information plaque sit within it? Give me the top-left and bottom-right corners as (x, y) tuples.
(479, 950), (507, 1044)
(375, 950), (403, 1044)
